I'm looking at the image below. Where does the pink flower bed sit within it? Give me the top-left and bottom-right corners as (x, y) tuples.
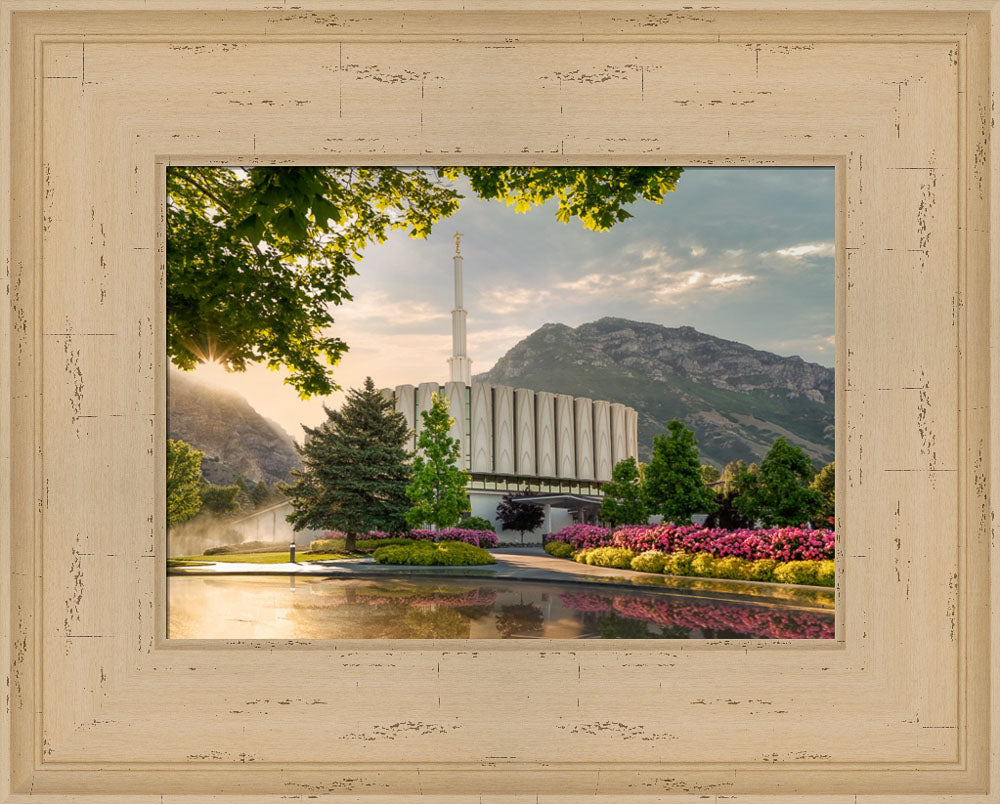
(544, 524), (612, 550)
(547, 523), (834, 562)
(362, 528), (499, 548)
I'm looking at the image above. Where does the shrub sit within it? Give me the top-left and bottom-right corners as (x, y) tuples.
(457, 516), (495, 533)
(203, 545), (229, 556)
(544, 541), (576, 559)
(611, 523), (835, 563)
(373, 540), (495, 566)
(574, 549), (592, 564)
(691, 552), (716, 577)
(747, 558), (779, 582)
(583, 546), (636, 569)
(630, 550), (668, 573)
(546, 524), (613, 551)
(773, 561), (820, 586)
(711, 556), (750, 580)
(816, 560), (836, 587)
(665, 551), (695, 576)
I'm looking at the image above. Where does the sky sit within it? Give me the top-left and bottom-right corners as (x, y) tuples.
(186, 166), (834, 440)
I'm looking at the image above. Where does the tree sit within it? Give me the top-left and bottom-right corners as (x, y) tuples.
(168, 167), (683, 396)
(599, 457), (649, 527)
(643, 420), (717, 524)
(251, 480), (273, 509)
(232, 475), (253, 510)
(704, 460), (757, 529)
(496, 490), (545, 538)
(734, 438), (824, 527)
(167, 439), (203, 525)
(286, 377), (412, 551)
(810, 461), (835, 526)
(199, 482), (241, 516)
(405, 393), (470, 529)
(700, 464), (721, 484)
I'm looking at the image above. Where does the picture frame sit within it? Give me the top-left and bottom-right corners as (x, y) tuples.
(1, 1), (996, 799)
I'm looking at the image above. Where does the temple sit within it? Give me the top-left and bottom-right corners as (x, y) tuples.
(382, 237), (640, 542)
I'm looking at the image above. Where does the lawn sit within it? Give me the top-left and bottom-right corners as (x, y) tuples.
(168, 551), (351, 567)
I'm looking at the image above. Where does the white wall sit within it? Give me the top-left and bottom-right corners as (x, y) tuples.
(230, 501), (325, 548)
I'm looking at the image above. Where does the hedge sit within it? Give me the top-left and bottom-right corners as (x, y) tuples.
(372, 540), (496, 566)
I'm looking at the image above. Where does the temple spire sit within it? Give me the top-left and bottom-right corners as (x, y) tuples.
(448, 234), (472, 385)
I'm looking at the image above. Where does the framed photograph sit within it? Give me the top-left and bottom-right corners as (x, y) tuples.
(2, 1), (996, 800)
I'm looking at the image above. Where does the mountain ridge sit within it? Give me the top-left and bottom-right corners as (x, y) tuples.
(474, 317), (834, 468)
(167, 369), (302, 486)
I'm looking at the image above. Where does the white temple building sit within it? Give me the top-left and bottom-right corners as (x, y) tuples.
(382, 235), (640, 543)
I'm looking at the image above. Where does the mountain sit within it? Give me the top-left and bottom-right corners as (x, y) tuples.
(167, 369), (302, 485)
(474, 317), (834, 469)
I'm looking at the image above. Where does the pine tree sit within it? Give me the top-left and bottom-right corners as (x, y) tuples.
(599, 457), (648, 527)
(405, 393), (470, 529)
(167, 439), (203, 525)
(286, 377), (412, 551)
(643, 420), (717, 524)
(251, 480), (272, 509)
(734, 437), (823, 527)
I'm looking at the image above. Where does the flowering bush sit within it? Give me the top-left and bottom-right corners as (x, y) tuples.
(363, 528), (499, 548)
(547, 523), (834, 563)
(545, 524), (612, 550)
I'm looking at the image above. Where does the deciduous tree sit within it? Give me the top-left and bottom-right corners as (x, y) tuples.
(405, 394), (470, 530)
(734, 438), (824, 527)
(167, 439), (203, 525)
(599, 457), (649, 527)
(643, 420), (717, 524)
(810, 461), (835, 525)
(496, 490), (545, 538)
(167, 167), (683, 396)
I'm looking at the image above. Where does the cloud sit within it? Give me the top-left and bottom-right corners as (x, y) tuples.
(710, 273), (755, 287)
(332, 290), (449, 330)
(772, 242), (835, 260)
(478, 285), (554, 314)
(553, 262), (756, 303)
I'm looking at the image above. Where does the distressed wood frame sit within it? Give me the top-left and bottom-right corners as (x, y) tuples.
(1, 1), (998, 800)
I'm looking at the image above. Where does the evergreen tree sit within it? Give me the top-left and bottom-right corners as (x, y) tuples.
(199, 482), (241, 516)
(167, 439), (203, 525)
(251, 480), (272, 509)
(810, 461), (835, 526)
(496, 490), (545, 538)
(232, 475), (253, 510)
(286, 377), (412, 551)
(734, 437), (823, 527)
(599, 457), (649, 527)
(643, 420), (717, 524)
(405, 393), (470, 529)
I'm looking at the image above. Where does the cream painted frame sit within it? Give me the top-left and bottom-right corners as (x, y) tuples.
(1, 1), (997, 800)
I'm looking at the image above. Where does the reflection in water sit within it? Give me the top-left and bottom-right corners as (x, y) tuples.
(168, 575), (834, 640)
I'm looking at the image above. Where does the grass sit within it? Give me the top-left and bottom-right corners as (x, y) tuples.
(168, 551), (351, 567)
